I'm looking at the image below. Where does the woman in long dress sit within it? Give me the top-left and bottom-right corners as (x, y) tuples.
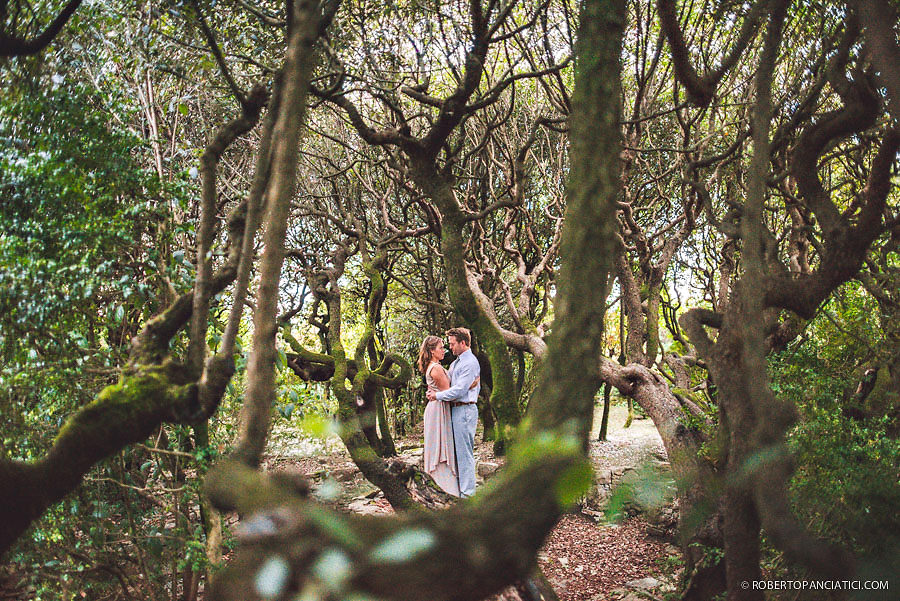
(417, 335), (460, 496)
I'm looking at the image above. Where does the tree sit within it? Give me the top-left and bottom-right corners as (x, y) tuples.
(664, 0), (899, 598)
(2, 0), (628, 599)
(312, 0), (578, 453)
(204, 1), (625, 597)
(5, 1), (896, 599)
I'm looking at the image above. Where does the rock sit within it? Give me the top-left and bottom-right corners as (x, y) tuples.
(583, 465), (640, 510)
(328, 467), (357, 482)
(596, 469), (614, 485)
(645, 500), (678, 537)
(347, 499), (389, 515)
(599, 580), (663, 601)
(396, 443), (424, 453)
(581, 487), (608, 512)
(352, 486), (381, 500)
(625, 577), (661, 591)
(477, 461), (500, 478)
(650, 449), (668, 462)
(580, 507), (604, 522)
(615, 464), (677, 518)
(597, 590), (645, 601)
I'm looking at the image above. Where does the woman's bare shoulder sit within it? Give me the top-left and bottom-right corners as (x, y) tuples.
(430, 364), (450, 389)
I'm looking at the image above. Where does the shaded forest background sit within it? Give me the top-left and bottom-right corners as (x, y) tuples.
(1, 0), (898, 600)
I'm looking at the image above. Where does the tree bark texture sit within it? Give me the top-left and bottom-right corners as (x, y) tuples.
(203, 3), (627, 599)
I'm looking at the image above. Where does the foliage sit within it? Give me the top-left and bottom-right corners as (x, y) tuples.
(1, 0), (898, 599)
(0, 82), (176, 457)
(771, 312), (900, 579)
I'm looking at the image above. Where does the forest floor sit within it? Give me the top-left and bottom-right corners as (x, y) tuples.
(0, 403), (678, 600)
(270, 402), (681, 601)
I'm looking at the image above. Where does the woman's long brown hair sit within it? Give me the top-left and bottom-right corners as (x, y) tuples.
(417, 335), (442, 373)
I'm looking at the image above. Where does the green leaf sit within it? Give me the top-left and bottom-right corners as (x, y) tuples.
(369, 528), (436, 564)
(554, 461), (593, 508)
(311, 548), (351, 591)
(278, 403), (294, 419)
(254, 555), (291, 599)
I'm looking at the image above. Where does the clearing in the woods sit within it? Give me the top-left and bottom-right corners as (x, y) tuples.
(266, 402), (679, 601)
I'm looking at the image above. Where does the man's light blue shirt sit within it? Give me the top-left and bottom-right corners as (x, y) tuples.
(435, 348), (480, 403)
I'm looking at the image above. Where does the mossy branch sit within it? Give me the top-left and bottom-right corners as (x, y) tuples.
(0, 362), (199, 553)
(205, 441), (587, 601)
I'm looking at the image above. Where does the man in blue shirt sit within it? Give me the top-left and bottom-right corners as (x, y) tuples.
(426, 327), (480, 497)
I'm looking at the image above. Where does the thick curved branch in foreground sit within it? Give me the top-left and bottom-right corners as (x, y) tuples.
(0, 362), (195, 552)
(206, 451), (579, 601)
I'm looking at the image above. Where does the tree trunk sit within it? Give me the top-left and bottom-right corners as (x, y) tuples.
(193, 421), (223, 580)
(723, 488), (763, 601)
(599, 360), (724, 599)
(598, 382), (612, 441)
(205, 1), (627, 597)
(480, 383), (497, 442)
(375, 388), (397, 456)
(409, 163), (521, 456)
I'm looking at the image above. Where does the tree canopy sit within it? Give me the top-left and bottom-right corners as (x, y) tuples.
(1, 0), (898, 600)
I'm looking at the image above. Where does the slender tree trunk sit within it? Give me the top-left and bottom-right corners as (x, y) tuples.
(480, 383), (497, 442)
(598, 382), (612, 441)
(359, 399), (385, 456)
(411, 166), (521, 455)
(515, 348), (526, 402)
(375, 388), (397, 456)
(192, 420), (223, 594)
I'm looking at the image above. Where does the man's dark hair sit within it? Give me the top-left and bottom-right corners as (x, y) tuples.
(446, 327), (470, 346)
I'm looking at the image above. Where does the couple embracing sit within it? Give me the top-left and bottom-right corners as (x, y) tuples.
(417, 328), (480, 498)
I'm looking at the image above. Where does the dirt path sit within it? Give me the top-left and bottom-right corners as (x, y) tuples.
(589, 403), (667, 469)
(535, 403), (676, 601)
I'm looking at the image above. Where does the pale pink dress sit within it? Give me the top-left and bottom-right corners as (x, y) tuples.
(424, 362), (460, 496)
